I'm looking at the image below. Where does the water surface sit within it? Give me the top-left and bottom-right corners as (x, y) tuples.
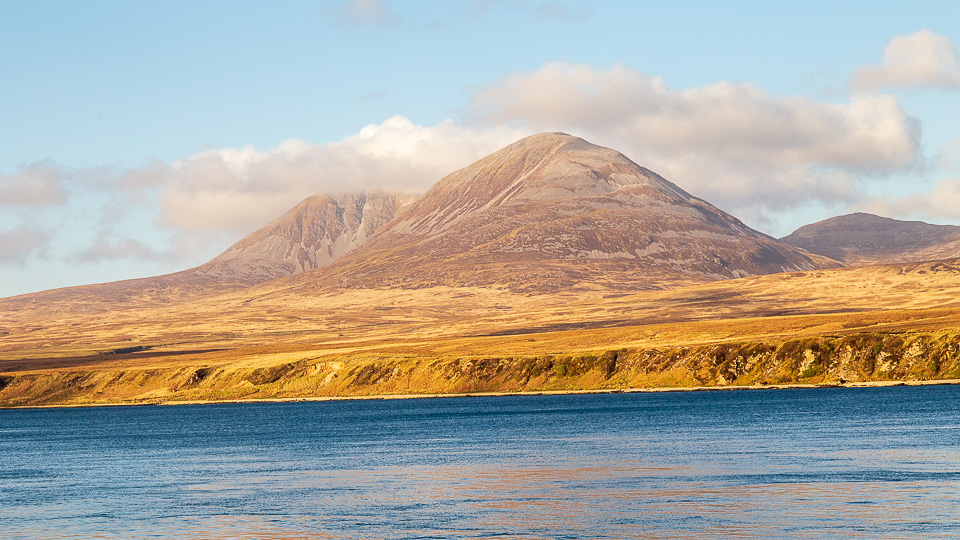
(3, 386), (960, 538)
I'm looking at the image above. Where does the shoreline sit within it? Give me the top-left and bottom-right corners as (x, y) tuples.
(5, 378), (960, 410)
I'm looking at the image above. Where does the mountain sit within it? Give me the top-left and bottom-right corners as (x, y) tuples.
(0, 191), (412, 312)
(781, 212), (960, 265)
(302, 133), (839, 292)
(2, 133), (844, 311)
(199, 191), (414, 285)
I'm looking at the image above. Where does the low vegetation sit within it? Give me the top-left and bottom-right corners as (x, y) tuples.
(3, 320), (960, 407)
(3, 258), (960, 407)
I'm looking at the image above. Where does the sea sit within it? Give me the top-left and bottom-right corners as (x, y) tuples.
(3, 385), (960, 539)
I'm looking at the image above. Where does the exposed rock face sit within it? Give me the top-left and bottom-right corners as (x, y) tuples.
(781, 212), (960, 265)
(198, 192), (415, 284)
(313, 133), (839, 292)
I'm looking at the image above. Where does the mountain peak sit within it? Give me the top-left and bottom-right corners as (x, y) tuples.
(381, 132), (695, 238)
(310, 134), (839, 292)
(200, 191), (415, 283)
(501, 131), (609, 158)
(512, 131), (576, 143)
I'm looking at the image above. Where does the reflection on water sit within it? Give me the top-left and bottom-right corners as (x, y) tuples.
(3, 386), (960, 538)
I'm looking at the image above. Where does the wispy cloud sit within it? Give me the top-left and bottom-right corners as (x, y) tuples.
(331, 0), (585, 28)
(866, 178), (960, 222)
(0, 226), (50, 264)
(532, 1), (588, 20)
(0, 161), (67, 207)
(940, 138), (960, 173)
(334, 0), (395, 25)
(72, 234), (167, 264)
(138, 116), (523, 237)
(850, 29), (960, 93)
(866, 141), (960, 223)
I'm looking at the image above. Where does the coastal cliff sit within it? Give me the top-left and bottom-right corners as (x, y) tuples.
(3, 329), (959, 407)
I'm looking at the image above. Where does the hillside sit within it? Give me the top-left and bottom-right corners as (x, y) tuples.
(782, 212), (960, 265)
(7, 134), (960, 407)
(304, 133), (839, 292)
(3, 258), (960, 406)
(0, 191), (411, 315)
(202, 191), (414, 283)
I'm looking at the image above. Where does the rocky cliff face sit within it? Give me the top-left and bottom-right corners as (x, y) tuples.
(310, 133), (839, 292)
(781, 212), (960, 265)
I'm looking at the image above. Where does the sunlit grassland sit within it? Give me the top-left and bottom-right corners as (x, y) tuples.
(2, 259), (960, 406)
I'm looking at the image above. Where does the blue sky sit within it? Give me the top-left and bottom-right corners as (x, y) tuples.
(2, 0), (960, 297)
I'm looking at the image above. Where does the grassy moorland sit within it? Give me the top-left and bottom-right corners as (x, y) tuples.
(2, 259), (960, 407)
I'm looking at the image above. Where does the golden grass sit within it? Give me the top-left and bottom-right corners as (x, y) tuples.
(2, 259), (960, 406)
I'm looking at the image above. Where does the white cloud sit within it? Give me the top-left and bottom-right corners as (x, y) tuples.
(0, 161), (66, 207)
(471, 62), (917, 172)
(0, 226), (50, 264)
(468, 62), (921, 229)
(151, 116), (523, 236)
(940, 138), (960, 173)
(0, 58), (934, 273)
(866, 178), (960, 222)
(73, 235), (166, 264)
(0, 116), (523, 274)
(850, 29), (960, 92)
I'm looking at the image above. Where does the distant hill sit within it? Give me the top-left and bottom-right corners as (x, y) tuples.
(0, 191), (412, 313)
(781, 212), (960, 265)
(202, 191), (414, 285)
(304, 133), (839, 292)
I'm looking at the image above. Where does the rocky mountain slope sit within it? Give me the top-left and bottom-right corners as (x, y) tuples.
(0, 191), (411, 313)
(200, 191), (414, 284)
(304, 133), (839, 292)
(781, 212), (960, 265)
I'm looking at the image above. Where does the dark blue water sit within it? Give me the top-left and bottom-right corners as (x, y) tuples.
(3, 386), (960, 539)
